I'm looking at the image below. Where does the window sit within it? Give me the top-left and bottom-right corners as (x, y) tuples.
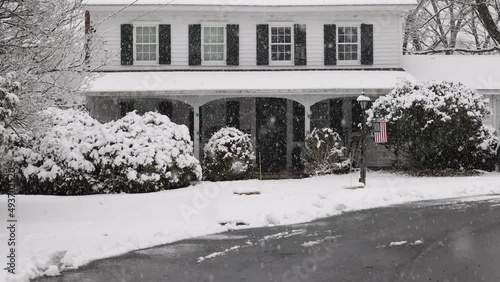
(270, 26), (293, 65)
(202, 26), (225, 64)
(135, 26), (158, 63)
(337, 26), (360, 64)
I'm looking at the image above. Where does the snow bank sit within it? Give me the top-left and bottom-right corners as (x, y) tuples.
(1, 171), (500, 281)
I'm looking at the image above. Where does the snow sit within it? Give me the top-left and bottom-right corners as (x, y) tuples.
(402, 55), (500, 90)
(2, 171), (500, 281)
(389, 241), (408, 246)
(86, 71), (417, 93)
(84, 0), (417, 7)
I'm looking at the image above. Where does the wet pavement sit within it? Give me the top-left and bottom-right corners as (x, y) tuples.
(36, 196), (500, 282)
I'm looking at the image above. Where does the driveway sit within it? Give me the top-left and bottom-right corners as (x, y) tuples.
(36, 196), (500, 282)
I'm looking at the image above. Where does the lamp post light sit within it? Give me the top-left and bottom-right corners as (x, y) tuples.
(356, 92), (371, 186)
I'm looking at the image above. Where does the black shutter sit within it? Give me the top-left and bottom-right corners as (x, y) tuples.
(329, 99), (343, 135)
(226, 24), (239, 66)
(158, 101), (173, 117)
(361, 24), (374, 65)
(324, 24), (337, 66)
(189, 107), (194, 142)
(120, 101), (135, 117)
(121, 24), (134, 65)
(256, 24), (269, 66)
(293, 101), (305, 142)
(189, 24), (201, 66)
(159, 24), (171, 65)
(226, 101), (240, 129)
(294, 24), (307, 66)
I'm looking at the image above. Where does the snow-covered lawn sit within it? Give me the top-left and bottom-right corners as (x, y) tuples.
(2, 171), (500, 281)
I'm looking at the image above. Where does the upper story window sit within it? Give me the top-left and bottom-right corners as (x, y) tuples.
(337, 26), (360, 65)
(270, 25), (293, 65)
(202, 26), (226, 65)
(134, 26), (158, 63)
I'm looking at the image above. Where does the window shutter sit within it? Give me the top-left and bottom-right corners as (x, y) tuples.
(158, 101), (173, 117)
(159, 24), (171, 65)
(324, 24), (336, 66)
(256, 24), (269, 66)
(226, 24), (239, 66)
(188, 24), (201, 66)
(226, 101), (240, 129)
(120, 101), (135, 117)
(294, 24), (307, 66)
(329, 99), (343, 135)
(361, 24), (374, 65)
(121, 24), (134, 65)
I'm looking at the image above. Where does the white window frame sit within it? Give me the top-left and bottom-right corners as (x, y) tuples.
(133, 23), (159, 65)
(201, 24), (227, 66)
(269, 24), (294, 66)
(336, 24), (361, 66)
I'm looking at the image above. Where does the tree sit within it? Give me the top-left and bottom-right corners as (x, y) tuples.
(367, 80), (498, 171)
(0, 0), (105, 137)
(404, 0), (500, 54)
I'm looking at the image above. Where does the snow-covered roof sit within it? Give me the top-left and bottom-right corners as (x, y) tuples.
(86, 70), (416, 93)
(84, 0), (417, 6)
(402, 55), (500, 91)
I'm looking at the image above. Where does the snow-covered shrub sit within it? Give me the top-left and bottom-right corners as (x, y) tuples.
(367, 80), (498, 171)
(302, 128), (349, 176)
(96, 111), (202, 193)
(203, 127), (255, 181)
(10, 108), (201, 195)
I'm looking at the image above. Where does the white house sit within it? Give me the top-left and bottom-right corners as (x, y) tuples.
(84, 0), (423, 173)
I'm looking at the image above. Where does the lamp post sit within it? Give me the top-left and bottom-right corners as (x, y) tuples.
(356, 92), (371, 186)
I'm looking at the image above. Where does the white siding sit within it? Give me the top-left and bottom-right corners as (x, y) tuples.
(90, 9), (404, 70)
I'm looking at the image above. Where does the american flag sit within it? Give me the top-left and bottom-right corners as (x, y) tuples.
(373, 120), (388, 143)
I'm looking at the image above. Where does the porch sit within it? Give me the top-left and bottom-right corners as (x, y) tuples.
(85, 70), (416, 171)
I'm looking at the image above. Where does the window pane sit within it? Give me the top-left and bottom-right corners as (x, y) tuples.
(272, 35), (277, 43)
(338, 53), (344, 60)
(339, 35), (345, 43)
(271, 45), (277, 53)
(339, 27), (345, 35)
(279, 53), (284, 60)
(285, 27), (291, 36)
(137, 53), (143, 60)
(352, 34), (358, 43)
(285, 35), (291, 43)
(278, 45), (284, 52)
(272, 53), (277, 60)
(285, 52), (291, 60)
(352, 53), (358, 60)
(271, 27), (277, 35)
(285, 45), (291, 52)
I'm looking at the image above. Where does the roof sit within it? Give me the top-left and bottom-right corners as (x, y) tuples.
(402, 55), (500, 91)
(84, 0), (417, 7)
(85, 70), (416, 94)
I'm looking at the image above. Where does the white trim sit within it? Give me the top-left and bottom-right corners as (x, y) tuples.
(336, 24), (361, 66)
(269, 24), (294, 66)
(133, 24), (159, 65)
(201, 25), (227, 66)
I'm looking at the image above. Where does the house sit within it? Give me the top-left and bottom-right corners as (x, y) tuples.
(83, 0), (420, 173)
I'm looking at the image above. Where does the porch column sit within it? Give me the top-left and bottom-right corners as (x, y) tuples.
(304, 102), (311, 136)
(193, 103), (201, 160)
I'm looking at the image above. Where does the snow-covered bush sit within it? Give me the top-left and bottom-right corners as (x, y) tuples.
(9, 108), (201, 195)
(302, 128), (350, 176)
(203, 127), (255, 181)
(367, 80), (498, 171)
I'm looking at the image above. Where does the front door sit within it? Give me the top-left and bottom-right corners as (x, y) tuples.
(256, 98), (287, 173)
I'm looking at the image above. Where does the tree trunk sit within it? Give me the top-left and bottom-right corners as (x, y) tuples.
(475, 0), (500, 45)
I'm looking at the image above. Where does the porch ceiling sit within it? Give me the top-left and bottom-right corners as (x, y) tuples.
(85, 70), (417, 95)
